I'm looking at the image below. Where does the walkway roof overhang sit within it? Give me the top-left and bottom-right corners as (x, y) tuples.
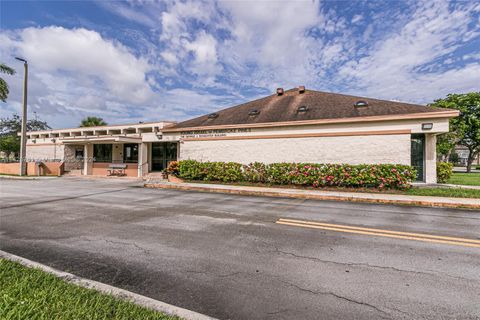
(60, 136), (142, 144)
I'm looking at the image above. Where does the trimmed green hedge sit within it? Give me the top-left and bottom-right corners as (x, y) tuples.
(178, 160), (416, 189)
(436, 162), (453, 183)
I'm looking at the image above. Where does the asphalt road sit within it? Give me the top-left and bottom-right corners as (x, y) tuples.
(1, 177), (479, 320)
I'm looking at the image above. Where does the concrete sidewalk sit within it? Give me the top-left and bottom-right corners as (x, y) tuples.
(145, 181), (480, 209)
(439, 184), (480, 190)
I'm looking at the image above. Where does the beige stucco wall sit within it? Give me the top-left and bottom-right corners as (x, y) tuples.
(26, 144), (64, 161)
(84, 144), (93, 175)
(179, 134), (411, 165)
(425, 134), (437, 184)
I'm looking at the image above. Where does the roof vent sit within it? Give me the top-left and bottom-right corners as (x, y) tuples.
(248, 110), (260, 116)
(207, 113), (219, 119)
(354, 100), (369, 108)
(298, 86), (305, 93)
(297, 105), (308, 113)
(276, 88), (284, 96)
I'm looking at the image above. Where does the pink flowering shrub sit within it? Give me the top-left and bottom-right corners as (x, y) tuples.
(178, 160), (416, 189)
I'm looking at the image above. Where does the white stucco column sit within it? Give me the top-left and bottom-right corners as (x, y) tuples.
(138, 142), (149, 177)
(83, 144), (93, 175)
(425, 134), (437, 184)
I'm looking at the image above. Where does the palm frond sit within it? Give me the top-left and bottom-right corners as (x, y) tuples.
(0, 78), (9, 102)
(0, 63), (15, 75)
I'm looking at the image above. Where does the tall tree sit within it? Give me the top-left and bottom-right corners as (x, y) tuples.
(80, 116), (107, 127)
(0, 63), (15, 102)
(0, 114), (50, 159)
(430, 92), (480, 172)
(436, 132), (456, 162)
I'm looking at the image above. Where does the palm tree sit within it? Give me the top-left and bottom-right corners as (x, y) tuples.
(0, 63), (16, 102)
(79, 116), (107, 127)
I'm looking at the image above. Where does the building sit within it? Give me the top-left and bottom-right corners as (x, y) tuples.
(24, 121), (175, 177)
(453, 145), (480, 167)
(23, 87), (459, 183)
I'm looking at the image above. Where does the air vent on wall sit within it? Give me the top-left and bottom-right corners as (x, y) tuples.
(354, 100), (369, 108)
(207, 113), (219, 119)
(297, 105), (308, 112)
(248, 110), (260, 116)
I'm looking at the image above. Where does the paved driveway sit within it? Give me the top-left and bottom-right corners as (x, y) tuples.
(1, 177), (479, 320)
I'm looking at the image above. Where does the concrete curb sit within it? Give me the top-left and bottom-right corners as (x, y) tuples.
(0, 250), (217, 320)
(145, 182), (480, 210)
(62, 175), (143, 181)
(0, 175), (58, 180)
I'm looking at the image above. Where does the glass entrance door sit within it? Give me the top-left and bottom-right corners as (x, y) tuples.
(411, 134), (425, 182)
(151, 142), (178, 171)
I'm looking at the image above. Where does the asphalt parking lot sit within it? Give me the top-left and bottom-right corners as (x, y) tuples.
(1, 177), (479, 319)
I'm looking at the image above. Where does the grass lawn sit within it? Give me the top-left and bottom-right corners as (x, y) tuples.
(405, 187), (480, 198)
(0, 259), (181, 320)
(448, 172), (480, 186)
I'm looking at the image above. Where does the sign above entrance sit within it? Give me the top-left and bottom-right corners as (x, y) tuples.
(180, 128), (252, 139)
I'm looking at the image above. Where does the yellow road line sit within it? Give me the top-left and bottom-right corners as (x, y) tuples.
(278, 218), (480, 244)
(276, 220), (480, 248)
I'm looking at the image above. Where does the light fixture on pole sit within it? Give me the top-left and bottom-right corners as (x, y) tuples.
(15, 57), (28, 176)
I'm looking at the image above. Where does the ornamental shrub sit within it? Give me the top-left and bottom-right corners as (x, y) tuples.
(166, 161), (179, 176)
(178, 160), (242, 182)
(177, 160), (416, 189)
(243, 162), (267, 183)
(436, 162), (453, 183)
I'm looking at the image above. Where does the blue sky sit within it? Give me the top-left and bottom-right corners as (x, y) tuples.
(1, 0), (479, 128)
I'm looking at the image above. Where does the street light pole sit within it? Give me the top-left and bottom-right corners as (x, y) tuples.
(15, 57), (28, 176)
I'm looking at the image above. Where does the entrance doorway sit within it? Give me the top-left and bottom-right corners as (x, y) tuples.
(151, 142), (178, 171)
(411, 134), (425, 182)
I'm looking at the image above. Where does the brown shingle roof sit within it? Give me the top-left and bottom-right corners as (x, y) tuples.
(169, 88), (455, 130)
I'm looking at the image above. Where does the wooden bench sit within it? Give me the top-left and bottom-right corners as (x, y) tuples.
(107, 163), (127, 176)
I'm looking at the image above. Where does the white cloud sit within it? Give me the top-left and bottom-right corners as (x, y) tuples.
(18, 26), (153, 103)
(0, 25), (236, 128)
(153, 0), (326, 89)
(156, 1), (223, 80)
(160, 88), (224, 114)
(160, 1), (213, 42)
(351, 14), (363, 24)
(185, 31), (220, 76)
(337, 1), (480, 102)
(218, 0), (323, 87)
(96, 1), (158, 28)
(161, 51), (179, 65)
(2, 1), (479, 128)
(463, 53), (480, 61)
(0, 26), (159, 127)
